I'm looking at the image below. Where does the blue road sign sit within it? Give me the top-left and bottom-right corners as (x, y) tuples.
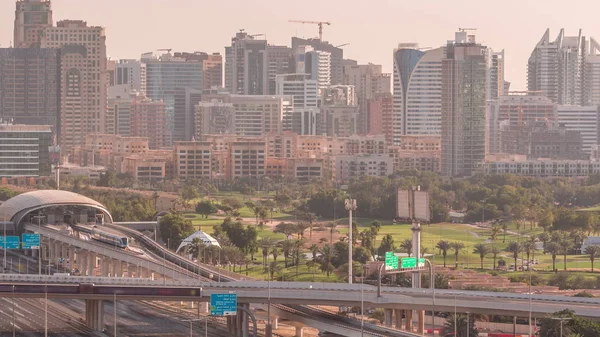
(210, 293), (237, 316)
(0, 236), (20, 249)
(22, 233), (40, 249)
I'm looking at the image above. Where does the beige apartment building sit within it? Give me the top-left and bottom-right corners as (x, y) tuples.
(41, 20), (107, 152)
(130, 96), (168, 149)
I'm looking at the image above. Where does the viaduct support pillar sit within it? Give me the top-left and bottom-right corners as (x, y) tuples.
(417, 309), (425, 334)
(394, 309), (403, 328)
(101, 259), (110, 277)
(405, 309), (413, 331)
(384, 308), (393, 327)
(295, 327), (304, 337)
(85, 299), (104, 331)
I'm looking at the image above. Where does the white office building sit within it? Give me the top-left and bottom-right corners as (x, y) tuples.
(111, 59), (146, 95)
(393, 44), (443, 142)
(557, 105), (598, 154)
(276, 74), (319, 135)
(305, 50), (331, 89)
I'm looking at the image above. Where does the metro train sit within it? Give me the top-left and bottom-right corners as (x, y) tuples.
(71, 224), (129, 248)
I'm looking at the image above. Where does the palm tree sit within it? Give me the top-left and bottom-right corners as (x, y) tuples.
(450, 242), (465, 268)
(490, 225), (501, 244)
(371, 220), (382, 234)
(187, 238), (203, 261)
(268, 261), (282, 281)
(280, 240), (294, 268)
(545, 242), (560, 272)
(400, 239), (413, 256)
(523, 240), (535, 267)
(558, 238), (573, 271)
(318, 244), (334, 277)
(152, 191), (160, 211)
(326, 222), (338, 243)
(305, 212), (317, 239)
(502, 222), (509, 243)
(259, 237), (274, 271)
(472, 243), (489, 269)
(436, 240), (451, 267)
(584, 245), (600, 272)
(295, 221), (310, 239)
(506, 242), (521, 270)
(309, 244), (319, 263)
(490, 245), (500, 270)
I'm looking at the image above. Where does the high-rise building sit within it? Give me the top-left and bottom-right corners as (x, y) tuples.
(487, 50), (505, 100)
(194, 101), (235, 138)
(527, 29), (587, 105)
(266, 45), (293, 95)
(41, 20), (107, 152)
(557, 105), (599, 154)
(172, 88), (202, 142)
(225, 30), (268, 95)
(143, 52), (204, 102)
(305, 50), (331, 89)
(111, 59), (146, 95)
(367, 93), (394, 145)
(441, 33), (488, 177)
(276, 73), (319, 135)
(292, 37), (344, 85)
(321, 85), (356, 106)
(200, 53), (223, 90)
(343, 63), (391, 134)
(322, 105), (359, 137)
(487, 92), (556, 154)
(130, 96), (168, 149)
(14, 0), (53, 48)
(393, 45), (443, 142)
(0, 48), (60, 132)
(0, 123), (52, 177)
(586, 38), (600, 106)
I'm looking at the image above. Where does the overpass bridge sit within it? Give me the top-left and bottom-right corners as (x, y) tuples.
(1, 275), (599, 319)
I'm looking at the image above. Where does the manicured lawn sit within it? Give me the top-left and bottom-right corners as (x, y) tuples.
(233, 259), (341, 282)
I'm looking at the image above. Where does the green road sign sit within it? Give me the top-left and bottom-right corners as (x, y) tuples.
(418, 258), (425, 268)
(0, 236), (20, 249)
(401, 257), (417, 269)
(384, 251), (398, 270)
(22, 233), (40, 249)
(210, 293), (237, 316)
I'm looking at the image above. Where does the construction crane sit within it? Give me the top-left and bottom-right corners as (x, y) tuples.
(249, 34), (265, 38)
(289, 20), (331, 41)
(336, 43), (350, 48)
(458, 27), (477, 32)
(157, 48), (172, 53)
(417, 47), (432, 51)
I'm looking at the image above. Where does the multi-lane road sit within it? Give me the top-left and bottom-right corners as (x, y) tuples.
(0, 252), (235, 337)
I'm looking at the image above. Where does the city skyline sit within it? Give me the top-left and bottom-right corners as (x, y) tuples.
(2, 0), (600, 90)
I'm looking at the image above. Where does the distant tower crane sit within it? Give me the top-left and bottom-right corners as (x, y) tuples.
(157, 48), (172, 53)
(458, 27), (477, 33)
(289, 20), (331, 41)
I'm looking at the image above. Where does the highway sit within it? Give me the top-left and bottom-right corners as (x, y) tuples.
(0, 252), (236, 337)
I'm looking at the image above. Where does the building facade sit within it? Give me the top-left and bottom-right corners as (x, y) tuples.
(266, 45), (293, 95)
(225, 30), (268, 95)
(0, 124), (52, 177)
(130, 96), (168, 149)
(527, 29), (587, 105)
(41, 20), (108, 152)
(393, 45), (443, 142)
(441, 34), (488, 177)
(556, 105), (599, 154)
(14, 0), (53, 48)
(0, 48), (61, 132)
(111, 59), (146, 95)
(276, 74), (319, 135)
(367, 93), (394, 145)
(344, 63), (391, 134)
(486, 92), (557, 154)
(305, 50), (331, 89)
(292, 37), (344, 85)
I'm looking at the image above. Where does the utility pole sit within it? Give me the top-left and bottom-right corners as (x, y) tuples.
(345, 199), (357, 284)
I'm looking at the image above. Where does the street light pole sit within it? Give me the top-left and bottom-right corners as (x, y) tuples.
(551, 317), (571, 337)
(361, 273), (364, 337)
(466, 311), (470, 337)
(345, 199), (357, 284)
(528, 268), (533, 337)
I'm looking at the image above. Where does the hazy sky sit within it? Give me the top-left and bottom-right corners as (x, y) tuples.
(1, 0), (599, 90)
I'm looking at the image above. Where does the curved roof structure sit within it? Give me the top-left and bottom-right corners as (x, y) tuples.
(176, 230), (220, 254)
(0, 190), (113, 225)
